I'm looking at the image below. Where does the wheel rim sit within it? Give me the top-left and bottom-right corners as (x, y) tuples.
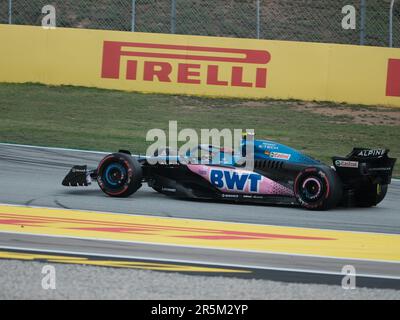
(103, 162), (127, 189)
(300, 176), (324, 202)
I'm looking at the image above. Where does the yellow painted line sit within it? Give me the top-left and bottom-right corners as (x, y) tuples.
(0, 205), (399, 262)
(0, 250), (246, 273)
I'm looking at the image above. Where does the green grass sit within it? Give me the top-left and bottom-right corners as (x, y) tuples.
(0, 83), (399, 176)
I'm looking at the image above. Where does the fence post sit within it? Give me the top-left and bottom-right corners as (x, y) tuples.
(389, 0), (395, 47)
(360, 0), (366, 45)
(8, 0), (12, 24)
(256, 0), (260, 39)
(171, 0), (176, 34)
(131, 0), (135, 32)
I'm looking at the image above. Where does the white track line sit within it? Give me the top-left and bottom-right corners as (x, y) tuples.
(0, 142), (109, 154)
(0, 244), (399, 280)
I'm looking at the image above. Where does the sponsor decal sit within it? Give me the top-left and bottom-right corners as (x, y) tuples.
(243, 194), (263, 199)
(161, 187), (176, 192)
(270, 152), (291, 160)
(101, 41), (271, 88)
(187, 165), (294, 196)
(221, 194), (239, 198)
(210, 169), (262, 192)
(357, 149), (385, 157)
(259, 142), (278, 150)
(386, 59), (400, 97)
(335, 160), (359, 168)
(368, 167), (391, 172)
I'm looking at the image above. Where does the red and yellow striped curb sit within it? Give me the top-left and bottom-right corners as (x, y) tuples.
(0, 250), (246, 273)
(0, 205), (399, 262)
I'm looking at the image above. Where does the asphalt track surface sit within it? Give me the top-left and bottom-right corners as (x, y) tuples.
(1, 143), (399, 233)
(0, 143), (399, 290)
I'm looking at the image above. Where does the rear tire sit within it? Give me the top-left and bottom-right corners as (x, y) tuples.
(294, 166), (342, 210)
(97, 153), (142, 197)
(355, 183), (388, 207)
(377, 184), (388, 205)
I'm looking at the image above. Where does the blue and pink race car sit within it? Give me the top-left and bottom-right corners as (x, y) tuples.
(62, 136), (396, 210)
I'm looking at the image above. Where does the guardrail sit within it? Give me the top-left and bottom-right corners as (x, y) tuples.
(2, 0), (399, 47)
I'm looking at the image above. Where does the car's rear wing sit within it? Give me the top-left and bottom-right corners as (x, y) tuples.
(346, 148), (389, 159)
(332, 148), (396, 185)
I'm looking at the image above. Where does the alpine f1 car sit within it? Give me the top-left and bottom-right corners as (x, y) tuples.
(62, 137), (396, 210)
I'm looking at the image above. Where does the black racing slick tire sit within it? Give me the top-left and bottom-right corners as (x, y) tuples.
(97, 153), (142, 197)
(294, 166), (343, 210)
(355, 183), (388, 207)
(377, 184), (388, 205)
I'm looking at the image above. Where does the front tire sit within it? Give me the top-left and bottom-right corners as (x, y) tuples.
(294, 166), (342, 210)
(97, 153), (142, 197)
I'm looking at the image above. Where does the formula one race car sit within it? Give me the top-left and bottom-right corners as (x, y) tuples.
(62, 137), (396, 210)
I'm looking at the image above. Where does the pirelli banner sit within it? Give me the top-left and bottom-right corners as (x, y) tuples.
(1, 24), (400, 107)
